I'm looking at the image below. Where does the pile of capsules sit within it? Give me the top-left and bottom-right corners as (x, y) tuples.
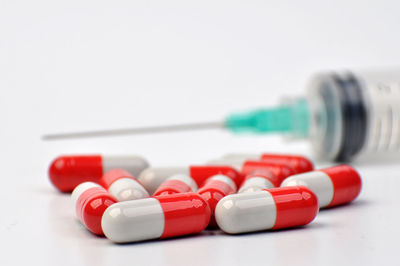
(48, 153), (362, 243)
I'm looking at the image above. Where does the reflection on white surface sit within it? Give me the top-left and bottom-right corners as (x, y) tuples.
(30, 167), (396, 266)
(1, 137), (399, 266)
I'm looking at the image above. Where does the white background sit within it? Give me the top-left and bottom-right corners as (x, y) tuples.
(1, 1), (400, 265)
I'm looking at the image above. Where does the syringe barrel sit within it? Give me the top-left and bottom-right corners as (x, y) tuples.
(307, 69), (400, 161)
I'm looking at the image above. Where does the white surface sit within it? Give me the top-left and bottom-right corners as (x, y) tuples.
(1, 0), (400, 265)
(215, 191), (277, 234)
(281, 171), (334, 208)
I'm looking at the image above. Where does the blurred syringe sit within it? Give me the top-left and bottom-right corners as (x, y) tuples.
(43, 69), (400, 162)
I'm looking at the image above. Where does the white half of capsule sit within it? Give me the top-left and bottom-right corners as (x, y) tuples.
(108, 178), (150, 201)
(71, 182), (100, 209)
(167, 174), (198, 192)
(138, 167), (190, 194)
(208, 174), (237, 191)
(215, 190), (277, 234)
(238, 177), (275, 193)
(102, 155), (150, 177)
(101, 198), (165, 243)
(280, 171), (334, 208)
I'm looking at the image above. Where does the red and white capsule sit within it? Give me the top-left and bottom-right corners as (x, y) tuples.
(215, 186), (319, 234)
(99, 169), (149, 201)
(71, 182), (117, 235)
(49, 154), (149, 192)
(197, 175), (237, 227)
(222, 153), (314, 173)
(153, 174), (198, 196)
(239, 170), (276, 193)
(208, 159), (295, 186)
(101, 192), (211, 243)
(138, 166), (242, 194)
(280, 165), (362, 208)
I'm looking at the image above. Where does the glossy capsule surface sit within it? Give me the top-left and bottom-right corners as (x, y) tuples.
(240, 161), (296, 184)
(138, 166), (242, 194)
(49, 154), (149, 192)
(71, 182), (117, 235)
(100, 169), (149, 201)
(208, 159), (295, 185)
(222, 153), (314, 173)
(153, 174), (198, 196)
(197, 175), (237, 227)
(239, 170), (276, 193)
(215, 186), (319, 234)
(259, 154), (314, 173)
(281, 164), (362, 208)
(101, 192), (211, 243)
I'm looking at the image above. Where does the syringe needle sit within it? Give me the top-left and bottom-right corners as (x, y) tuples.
(43, 101), (309, 140)
(42, 121), (225, 140)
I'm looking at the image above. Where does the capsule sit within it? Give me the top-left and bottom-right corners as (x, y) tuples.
(242, 161), (296, 184)
(280, 165), (362, 208)
(239, 170), (276, 193)
(101, 192), (211, 243)
(208, 159), (295, 185)
(222, 153), (314, 173)
(197, 175), (237, 227)
(138, 166), (242, 194)
(71, 182), (117, 235)
(99, 169), (149, 201)
(49, 154), (149, 192)
(215, 186), (319, 234)
(153, 174), (198, 196)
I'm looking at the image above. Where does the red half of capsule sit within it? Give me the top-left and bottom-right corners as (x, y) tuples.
(260, 153), (314, 173)
(189, 166), (243, 187)
(49, 155), (103, 192)
(76, 186), (117, 235)
(100, 169), (136, 189)
(198, 177), (236, 227)
(320, 165), (362, 207)
(241, 168), (278, 187)
(241, 161), (296, 185)
(265, 186), (319, 230)
(155, 192), (211, 238)
(153, 179), (193, 196)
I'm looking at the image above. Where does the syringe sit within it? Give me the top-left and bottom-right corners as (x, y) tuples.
(43, 69), (400, 162)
